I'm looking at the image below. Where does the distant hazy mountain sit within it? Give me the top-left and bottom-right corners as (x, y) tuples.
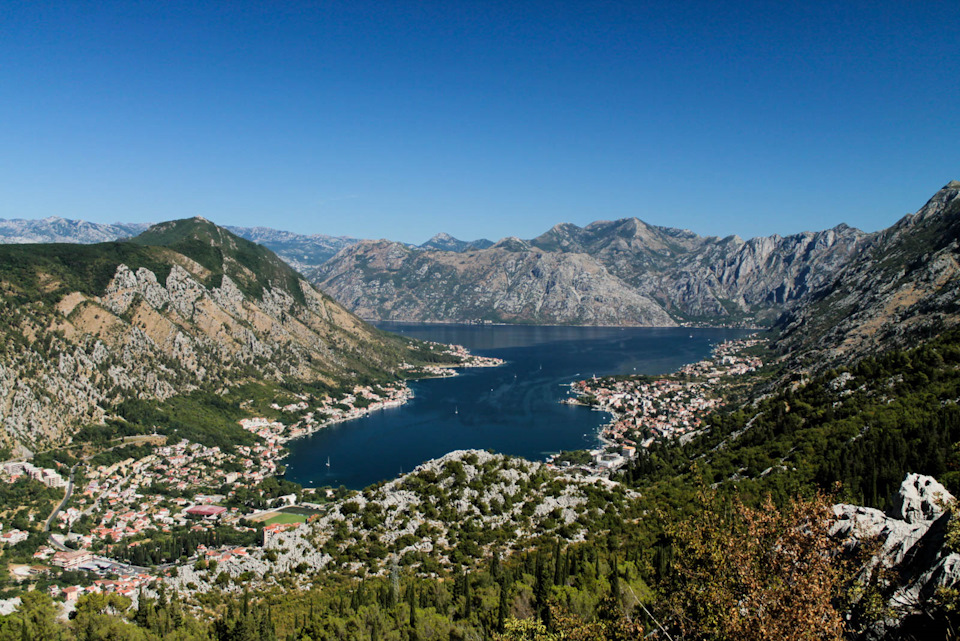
(0, 216), (150, 243)
(0, 216), (360, 273)
(315, 217), (869, 327)
(223, 225), (359, 272)
(421, 232), (495, 252)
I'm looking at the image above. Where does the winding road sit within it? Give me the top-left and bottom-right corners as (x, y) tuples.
(43, 463), (77, 534)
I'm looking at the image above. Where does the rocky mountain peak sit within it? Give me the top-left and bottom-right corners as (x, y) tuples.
(911, 180), (960, 223)
(622, 217), (650, 235)
(420, 232), (494, 253)
(133, 216), (228, 245)
(530, 222), (586, 253)
(421, 232), (466, 252)
(124, 217), (329, 308)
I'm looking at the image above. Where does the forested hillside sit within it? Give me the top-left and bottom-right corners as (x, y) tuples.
(0, 218), (440, 451)
(626, 330), (960, 508)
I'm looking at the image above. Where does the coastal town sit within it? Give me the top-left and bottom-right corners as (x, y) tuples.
(0, 343), (503, 610)
(550, 337), (765, 474)
(0, 338), (764, 610)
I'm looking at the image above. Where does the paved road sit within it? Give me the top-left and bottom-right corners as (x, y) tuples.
(43, 464), (77, 533)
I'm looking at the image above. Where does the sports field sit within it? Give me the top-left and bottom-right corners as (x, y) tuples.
(263, 512), (307, 525)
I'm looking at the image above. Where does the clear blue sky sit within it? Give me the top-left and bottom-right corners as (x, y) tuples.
(1, 1), (957, 244)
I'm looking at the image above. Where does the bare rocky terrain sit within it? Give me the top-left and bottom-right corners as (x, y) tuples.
(168, 449), (636, 594)
(315, 216), (868, 326)
(775, 181), (960, 370)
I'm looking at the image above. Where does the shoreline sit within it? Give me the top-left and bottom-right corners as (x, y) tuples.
(259, 345), (507, 451)
(563, 337), (765, 459)
(270, 332), (759, 484)
(373, 318), (765, 330)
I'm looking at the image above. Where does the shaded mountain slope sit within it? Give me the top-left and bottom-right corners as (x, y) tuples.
(775, 181), (960, 370)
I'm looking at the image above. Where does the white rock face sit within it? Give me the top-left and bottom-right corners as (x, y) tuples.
(1, 253), (387, 448)
(832, 473), (959, 636)
(889, 473), (953, 524)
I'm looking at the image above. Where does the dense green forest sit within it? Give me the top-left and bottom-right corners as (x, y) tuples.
(111, 526), (261, 567)
(623, 328), (960, 509)
(0, 477), (61, 531)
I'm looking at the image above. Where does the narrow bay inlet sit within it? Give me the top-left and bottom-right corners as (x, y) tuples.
(283, 324), (754, 489)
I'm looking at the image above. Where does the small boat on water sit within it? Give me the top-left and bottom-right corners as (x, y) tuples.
(326, 456), (330, 468)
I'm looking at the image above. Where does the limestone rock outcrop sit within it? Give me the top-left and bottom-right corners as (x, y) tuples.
(832, 473), (959, 637)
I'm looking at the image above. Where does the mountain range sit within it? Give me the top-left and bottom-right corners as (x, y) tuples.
(0, 211), (872, 327)
(3, 181), (959, 359)
(316, 218), (869, 326)
(3, 184), (960, 638)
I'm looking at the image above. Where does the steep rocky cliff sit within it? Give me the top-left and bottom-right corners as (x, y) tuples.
(775, 181), (960, 369)
(0, 218), (419, 452)
(316, 215), (868, 326)
(532, 217), (866, 322)
(317, 239), (675, 326)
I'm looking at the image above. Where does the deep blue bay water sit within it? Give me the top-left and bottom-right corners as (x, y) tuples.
(283, 324), (755, 490)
